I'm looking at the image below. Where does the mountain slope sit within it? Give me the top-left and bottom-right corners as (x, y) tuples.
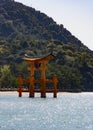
(0, 0), (93, 91)
(0, 0), (88, 46)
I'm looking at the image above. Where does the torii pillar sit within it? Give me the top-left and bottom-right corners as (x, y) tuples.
(29, 62), (35, 97)
(41, 61), (46, 98)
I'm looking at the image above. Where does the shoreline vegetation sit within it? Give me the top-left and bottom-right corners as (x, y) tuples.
(0, 85), (92, 93)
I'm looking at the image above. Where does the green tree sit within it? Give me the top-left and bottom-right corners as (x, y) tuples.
(0, 65), (17, 89)
(60, 66), (83, 92)
(0, 65), (11, 87)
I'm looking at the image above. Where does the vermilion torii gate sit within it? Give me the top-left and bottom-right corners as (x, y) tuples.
(18, 54), (58, 98)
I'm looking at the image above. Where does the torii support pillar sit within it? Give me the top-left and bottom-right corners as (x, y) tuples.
(18, 76), (23, 97)
(29, 62), (35, 98)
(41, 62), (46, 98)
(53, 75), (58, 98)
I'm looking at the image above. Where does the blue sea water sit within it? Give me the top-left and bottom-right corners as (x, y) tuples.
(0, 92), (93, 130)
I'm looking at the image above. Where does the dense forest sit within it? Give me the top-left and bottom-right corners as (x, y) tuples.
(0, 0), (93, 92)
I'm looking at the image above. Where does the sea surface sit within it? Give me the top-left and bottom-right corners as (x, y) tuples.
(0, 92), (93, 130)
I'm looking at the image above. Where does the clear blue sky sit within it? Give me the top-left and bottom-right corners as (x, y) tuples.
(15, 0), (93, 50)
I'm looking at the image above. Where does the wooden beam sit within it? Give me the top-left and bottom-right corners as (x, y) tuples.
(41, 62), (46, 98)
(18, 76), (23, 97)
(29, 62), (35, 97)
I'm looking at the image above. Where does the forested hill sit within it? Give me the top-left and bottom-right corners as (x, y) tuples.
(0, 0), (89, 47)
(0, 0), (93, 92)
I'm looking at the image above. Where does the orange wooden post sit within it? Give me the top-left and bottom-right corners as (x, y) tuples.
(29, 62), (35, 98)
(53, 75), (58, 98)
(18, 76), (23, 97)
(41, 62), (46, 98)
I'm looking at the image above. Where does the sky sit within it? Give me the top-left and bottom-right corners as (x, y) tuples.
(15, 0), (93, 50)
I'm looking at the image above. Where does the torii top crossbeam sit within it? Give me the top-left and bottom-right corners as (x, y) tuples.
(23, 53), (55, 63)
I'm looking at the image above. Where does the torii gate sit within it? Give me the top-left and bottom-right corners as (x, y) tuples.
(18, 54), (58, 98)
